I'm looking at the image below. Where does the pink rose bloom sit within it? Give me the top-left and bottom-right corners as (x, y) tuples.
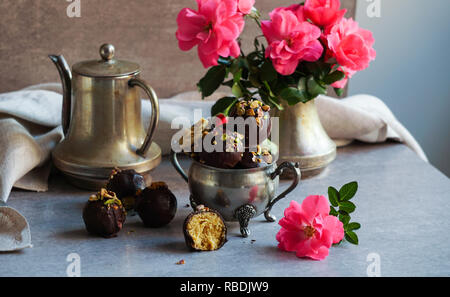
(237, 0), (255, 15)
(326, 18), (376, 72)
(261, 9), (323, 76)
(176, 0), (245, 68)
(276, 196), (344, 261)
(331, 66), (356, 88)
(304, 0), (347, 27)
(271, 4), (306, 22)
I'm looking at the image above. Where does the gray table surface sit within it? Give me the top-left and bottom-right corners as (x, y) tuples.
(1, 142), (449, 277)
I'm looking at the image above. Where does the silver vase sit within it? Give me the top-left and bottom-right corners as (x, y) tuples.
(273, 99), (336, 178)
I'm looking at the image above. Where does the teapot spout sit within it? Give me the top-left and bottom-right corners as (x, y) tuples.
(49, 55), (72, 135)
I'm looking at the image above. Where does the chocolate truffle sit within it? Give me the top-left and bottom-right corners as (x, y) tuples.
(82, 188), (126, 238)
(183, 205), (227, 251)
(178, 118), (212, 161)
(135, 182), (177, 228)
(229, 99), (271, 147)
(106, 168), (145, 210)
(238, 146), (274, 169)
(199, 130), (244, 169)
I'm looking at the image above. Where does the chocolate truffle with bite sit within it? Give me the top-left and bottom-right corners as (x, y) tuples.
(135, 182), (177, 228)
(238, 146), (274, 169)
(199, 129), (244, 169)
(229, 99), (271, 147)
(106, 168), (146, 211)
(82, 188), (126, 238)
(183, 205), (227, 251)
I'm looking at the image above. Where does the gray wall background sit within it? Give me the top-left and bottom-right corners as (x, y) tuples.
(349, 0), (450, 176)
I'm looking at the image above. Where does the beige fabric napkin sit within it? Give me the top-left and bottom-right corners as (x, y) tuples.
(0, 83), (427, 203)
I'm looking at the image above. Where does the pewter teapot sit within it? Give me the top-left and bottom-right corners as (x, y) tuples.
(49, 44), (161, 190)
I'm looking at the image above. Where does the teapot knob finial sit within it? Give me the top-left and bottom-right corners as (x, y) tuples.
(100, 44), (115, 61)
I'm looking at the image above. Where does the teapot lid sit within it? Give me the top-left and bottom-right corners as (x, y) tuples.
(72, 44), (140, 78)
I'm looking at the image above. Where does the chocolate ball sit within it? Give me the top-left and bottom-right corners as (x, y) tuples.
(106, 168), (145, 210)
(135, 182), (177, 228)
(178, 118), (212, 161)
(228, 99), (271, 147)
(199, 130), (244, 169)
(183, 205), (227, 251)
(82, 188), (126, 238)
(238, 147), (274, 169)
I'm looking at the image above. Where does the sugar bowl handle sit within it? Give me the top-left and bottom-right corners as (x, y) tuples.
(264, 162), (301, 222)
(129, 78), (160, 156)
(170, 150), (189, 183)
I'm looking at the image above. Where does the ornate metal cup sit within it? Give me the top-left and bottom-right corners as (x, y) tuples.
(171, 151), (300, 237)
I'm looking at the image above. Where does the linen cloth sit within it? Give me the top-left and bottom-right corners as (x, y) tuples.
(0, 83), (427, 203)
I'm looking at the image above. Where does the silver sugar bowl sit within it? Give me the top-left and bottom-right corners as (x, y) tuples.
(171, 151), (300, 237)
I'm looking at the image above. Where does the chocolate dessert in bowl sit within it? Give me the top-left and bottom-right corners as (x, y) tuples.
(171, 100), (300, 237)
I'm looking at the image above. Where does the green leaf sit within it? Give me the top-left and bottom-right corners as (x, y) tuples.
(211, 97), (238, 116)
(323, 70), (345, 85)
(233, 69), (243, 83)
(262, 81), (276, 97)
(345, 231), (359, 245)
(338, 209), (349, 216)
(231, 83), (243, 98)
(347, 222), (361, 231)
(254, 37), (260, 50)
(260, 60), (278, 82)
(339, 201), (356, 213)
(306, 76), (327, 98)
(279, 87), (307, 105)
(339, 181), (358, 201)
(331, 64), (340, 72)
(339, 214), (351, 226)
(328, 186), (339, 207)
(297, 76), (307, 92)
(329, 207), (338, 217)
(222, 79), (234, 87)
(334, 87), (344, 97)
(249, 74), (262, 88)
(230, 59), (240, 75)
(304, 62), (330, 79)
(197, 65), (227, 99)
(259, 90), (283, 110)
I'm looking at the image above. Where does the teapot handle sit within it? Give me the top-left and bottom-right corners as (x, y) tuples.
(264, 162), (301, 222)
(129, 78), (160, 156)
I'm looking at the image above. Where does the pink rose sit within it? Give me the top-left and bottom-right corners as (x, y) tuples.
(304, 0), (347, 27)
(276, 196), (344, 261)
(271, 4), (306, 22)
(176, 0), (245, 68)
(326, 18), (376, 72)
(237, 0), (255, 15)
(261, 9), (323, 76)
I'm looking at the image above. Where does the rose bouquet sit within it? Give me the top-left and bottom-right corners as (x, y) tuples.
(176, 0), (376, 114)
